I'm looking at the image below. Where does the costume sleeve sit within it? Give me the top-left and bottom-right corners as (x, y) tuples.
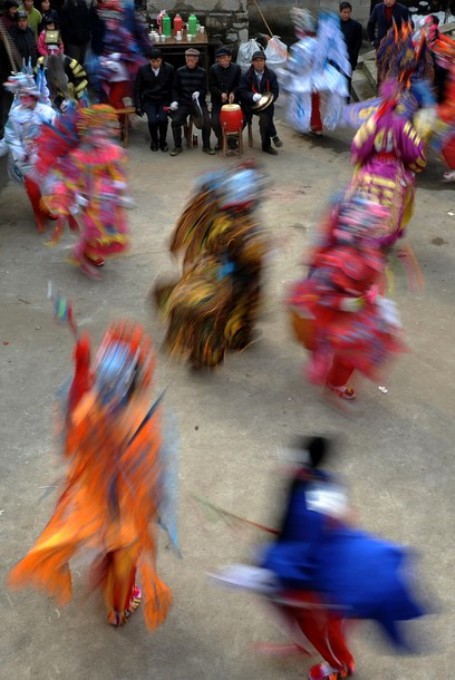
(399, 120), (426, 173)
(4, 116), (26, 162)
(350, 116), (377, 165)
(68, 58), (88, 100)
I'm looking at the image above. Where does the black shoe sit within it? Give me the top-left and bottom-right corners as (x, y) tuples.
(160, 143), (169, 152)
(170, 147), (183, 156)
(202, 146), (216, 155)
(150, 142), (159, 151)
(272, 135), (283, 148)
(214, 143), (223, 152)
(263, 146), (278, 155)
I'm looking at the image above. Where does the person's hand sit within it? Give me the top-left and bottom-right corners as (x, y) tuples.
(221, 92), (228, 102)
(252, 93), (262, 102)
(170, 101), (179, 111)
(135, 108), (143, 117)
(192, 91), (200, 100)
(228, 92), (235, 103)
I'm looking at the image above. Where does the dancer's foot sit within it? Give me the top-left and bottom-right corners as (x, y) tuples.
(126, 586), (142, 618)
(309, 662), (351, 680)
(326, 384), (356, 400)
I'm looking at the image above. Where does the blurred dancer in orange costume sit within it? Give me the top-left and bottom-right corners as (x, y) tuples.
(9, 320), (174, 629)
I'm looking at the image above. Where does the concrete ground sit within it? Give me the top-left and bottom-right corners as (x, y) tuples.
(0, 108), (454, 680)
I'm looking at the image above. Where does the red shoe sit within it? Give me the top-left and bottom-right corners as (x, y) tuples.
(326, 384), (356, 400)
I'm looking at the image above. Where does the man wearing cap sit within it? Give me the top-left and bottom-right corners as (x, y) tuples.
(209, 46), (241, 152)
(238, 50), (282, 155)
(169, 47), (215, 156)
(134, 47), (174, 152)
(9, 9), (38, 65)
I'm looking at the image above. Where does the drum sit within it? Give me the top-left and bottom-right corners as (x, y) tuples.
(220, 104), (243, 133)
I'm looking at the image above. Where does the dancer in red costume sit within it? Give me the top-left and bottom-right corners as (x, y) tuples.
(288, 194), (407, 402)
(34, 104), (131, 278)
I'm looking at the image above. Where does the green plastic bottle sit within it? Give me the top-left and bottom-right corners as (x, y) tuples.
(187, 13), (198, 36)
(162, 12), (171, 38)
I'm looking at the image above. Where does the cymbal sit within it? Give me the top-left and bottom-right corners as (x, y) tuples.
(251, 92), (274, 112)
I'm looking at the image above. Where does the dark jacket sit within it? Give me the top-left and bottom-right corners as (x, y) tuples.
(59, 0), (90, 46)
(9, 24), (38, 65)
(367, 2), (410, 47)
(172, 65), (207, 105)
(209, 61), (241, 107)
(340, 17), (363, 70)
(238, 64), (279, 108)
(134, 61), (174, 108)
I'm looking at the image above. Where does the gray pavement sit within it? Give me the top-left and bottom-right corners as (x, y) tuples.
(1, 111), (454, 680)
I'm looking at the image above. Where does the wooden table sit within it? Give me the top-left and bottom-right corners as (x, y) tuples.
(154, 31), (210, 73)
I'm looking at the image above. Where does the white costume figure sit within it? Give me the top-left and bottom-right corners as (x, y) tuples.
(0, 73), (58, 231)
(280, 10), (351, 134)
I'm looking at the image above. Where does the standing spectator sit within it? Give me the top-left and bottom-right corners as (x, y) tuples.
(238, 50), (281, 155)
(59, 0), (90, 64)
(134, 47), (174, 152)
(18, 0), (41, 39)
(339, 1), (362, 100)
(37, 16), (64, 55)
(209, 46), (241, 151)
(169, 48), (215, 157)
(9, 9), (37, 65)
(367, 0), (410, 49)
(1, 0), (19, 30)
(38, 0), (58, 33)
(1, 1), (21, 136)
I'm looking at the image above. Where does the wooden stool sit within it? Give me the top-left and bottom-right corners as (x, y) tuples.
(115, 106), (136, 147)
(222, 129), (243, 157)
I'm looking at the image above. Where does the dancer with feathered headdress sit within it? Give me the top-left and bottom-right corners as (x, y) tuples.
(9, 319), (175, 630)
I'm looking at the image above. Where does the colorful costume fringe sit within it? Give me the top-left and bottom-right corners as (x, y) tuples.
(154, 164), (269, 369)
(288, 195), (407, 392)
(9, 321), (173, 629)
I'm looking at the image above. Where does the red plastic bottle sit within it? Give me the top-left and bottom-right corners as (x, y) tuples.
(173, 13), (183, 35)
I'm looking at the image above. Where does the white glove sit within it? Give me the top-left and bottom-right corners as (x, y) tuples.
(252, 93), (262, 102)
(170, 101), (179, 111)
(192, 91), (200, 100)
